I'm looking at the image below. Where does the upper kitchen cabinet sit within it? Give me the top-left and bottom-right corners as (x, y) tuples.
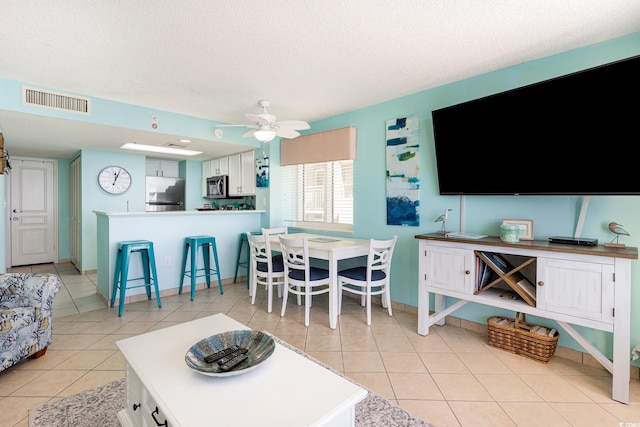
(210, 157), (229, 177)
(202, 157), (230, 197)
(146, 158), (179, 177)
(202, 160), (212, 197)
(228, 151), (255, 196)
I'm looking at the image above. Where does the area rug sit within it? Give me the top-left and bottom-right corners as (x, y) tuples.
(30, 336), (433, 427)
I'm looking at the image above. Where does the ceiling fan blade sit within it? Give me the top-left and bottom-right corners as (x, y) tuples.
(246, 113), (272, 126)
(276, 128), (301, 139)
(242, 129), (256, 138)
(274, 120), (310, 130)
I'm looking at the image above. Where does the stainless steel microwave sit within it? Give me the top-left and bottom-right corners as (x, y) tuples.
(206, 175), (228, 199)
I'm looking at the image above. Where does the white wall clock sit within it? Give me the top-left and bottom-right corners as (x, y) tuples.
(98, 165), (132, 194)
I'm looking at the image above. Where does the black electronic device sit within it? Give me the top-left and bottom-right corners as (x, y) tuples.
(431, 54), (640, 196)
(219, 352), (248, 371)
(548, 236), (598, 246)
(203, 345), (241, 364)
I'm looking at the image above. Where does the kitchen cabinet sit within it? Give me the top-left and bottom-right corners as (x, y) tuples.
(146, 158), (179, 177)
(201, 160), (210, 193)
(202, 151), (255, 198)
(202, 157), (229, 178)
(202, 157), (231, 197)
(415, 233), (636, 403)
(228, 151), (255, 196)
(202, 160), (212, 197)
(210, 157), (229, 176)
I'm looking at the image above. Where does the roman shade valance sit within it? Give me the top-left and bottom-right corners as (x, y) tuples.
(280, 126), (356, 166)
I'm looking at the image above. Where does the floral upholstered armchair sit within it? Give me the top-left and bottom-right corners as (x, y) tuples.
(0, 273), (61, 372)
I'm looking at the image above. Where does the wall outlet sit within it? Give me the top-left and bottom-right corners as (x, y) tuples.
(164, 256), (171, 266)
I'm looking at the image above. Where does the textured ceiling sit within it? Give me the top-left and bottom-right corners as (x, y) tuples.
(1, 1), (639, 160)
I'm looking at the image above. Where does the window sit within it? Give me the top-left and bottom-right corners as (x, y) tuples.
(282, 160), (353, 231)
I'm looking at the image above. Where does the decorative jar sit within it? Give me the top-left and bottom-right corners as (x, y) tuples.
(500, 224), (520, 243)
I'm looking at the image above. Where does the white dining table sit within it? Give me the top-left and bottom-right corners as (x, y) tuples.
(269, 232), (370, 329)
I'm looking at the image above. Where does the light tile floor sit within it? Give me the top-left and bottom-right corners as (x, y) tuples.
(1, 263), (639, 427)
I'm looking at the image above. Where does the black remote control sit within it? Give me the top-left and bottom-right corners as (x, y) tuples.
(216, 347), (248, 366)
(219, 353), (248, 371)
(203, 345), (240, 363)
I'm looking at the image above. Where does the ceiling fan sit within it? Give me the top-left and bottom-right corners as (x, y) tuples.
(216, 100), (310, 142)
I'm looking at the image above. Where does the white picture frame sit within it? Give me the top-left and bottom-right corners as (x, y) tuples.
(501, 219), (534, 240)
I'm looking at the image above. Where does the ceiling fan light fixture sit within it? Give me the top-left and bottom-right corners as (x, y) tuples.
(219, 100), (309, 142)
(254, 128), (276, 142)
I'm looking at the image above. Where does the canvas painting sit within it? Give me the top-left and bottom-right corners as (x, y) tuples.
(386, 114), (419, 226)
(256, 155), (269, 188)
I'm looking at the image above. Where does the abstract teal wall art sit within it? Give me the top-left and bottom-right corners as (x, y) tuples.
(256, 155), (269, 187)
(386, 114), (419, 226)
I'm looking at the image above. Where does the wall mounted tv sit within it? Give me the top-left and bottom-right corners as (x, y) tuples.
(431, 54), (640, 196)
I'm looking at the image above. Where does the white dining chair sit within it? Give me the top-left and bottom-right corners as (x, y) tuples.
(337, 235), (397, 325)
(262, 226), (303, 305)
(279, 235), (330, 327)
(246, 231), (284, 313)
(261, 226), (288, 237)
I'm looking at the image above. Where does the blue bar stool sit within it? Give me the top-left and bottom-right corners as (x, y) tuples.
(110, 240), (162, 317)
(179, 235), (223, 300)
(234, 231), (260, 287)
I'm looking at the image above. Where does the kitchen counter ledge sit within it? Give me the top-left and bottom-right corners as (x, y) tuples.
(94, 209), (265, 217)
(94, 209), (264, 305)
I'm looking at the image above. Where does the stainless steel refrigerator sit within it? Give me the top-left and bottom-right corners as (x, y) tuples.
(145, 176), (185, 211)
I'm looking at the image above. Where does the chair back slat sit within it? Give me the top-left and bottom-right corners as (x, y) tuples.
(367, 236), (397, 279)
(279, 236), (308, 274)
(247, 232), (268, 264)
(261, 226), (288, 237)
(262, 228), (288, 267)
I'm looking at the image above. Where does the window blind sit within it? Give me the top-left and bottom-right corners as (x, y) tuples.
(282, 160), (353, 225)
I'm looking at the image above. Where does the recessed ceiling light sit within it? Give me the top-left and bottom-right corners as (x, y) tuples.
(120, 142), (202, 156)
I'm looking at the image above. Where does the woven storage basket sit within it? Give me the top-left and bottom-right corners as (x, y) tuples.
(487, 312), (559, 363)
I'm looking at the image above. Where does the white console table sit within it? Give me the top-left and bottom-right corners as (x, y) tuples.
(415, 233), (637, 404)
(116, 313), (366, 426)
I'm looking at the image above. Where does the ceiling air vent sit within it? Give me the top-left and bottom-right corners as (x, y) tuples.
(22, 86), (91, 115)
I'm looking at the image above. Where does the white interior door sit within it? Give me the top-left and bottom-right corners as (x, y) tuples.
(70, 157), (81, 270)
(9, 158), (57, 266)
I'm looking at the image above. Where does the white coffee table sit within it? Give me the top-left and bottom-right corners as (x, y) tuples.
(116, 313), (367, 427)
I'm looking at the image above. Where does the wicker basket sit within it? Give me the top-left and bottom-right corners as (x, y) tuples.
(487, 312), (559, 363)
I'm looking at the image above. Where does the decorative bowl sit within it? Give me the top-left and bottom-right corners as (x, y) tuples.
(185, 330), (275, 377)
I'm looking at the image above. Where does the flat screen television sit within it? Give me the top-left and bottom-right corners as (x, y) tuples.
(431, 54), (640, 195)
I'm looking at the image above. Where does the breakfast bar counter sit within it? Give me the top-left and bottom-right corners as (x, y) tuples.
(95, 210), (264, 307)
